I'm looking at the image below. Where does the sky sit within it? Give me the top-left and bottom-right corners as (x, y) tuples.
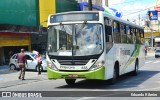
(108, 0), (159, 21)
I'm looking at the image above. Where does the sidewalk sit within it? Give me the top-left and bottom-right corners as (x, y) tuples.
(0, 65), (48, 88)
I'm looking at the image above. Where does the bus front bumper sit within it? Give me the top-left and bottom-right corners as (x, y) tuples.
(47, 67), (105, 80)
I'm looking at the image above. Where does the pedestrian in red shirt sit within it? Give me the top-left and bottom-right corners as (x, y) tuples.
(17, 49), (28, 80)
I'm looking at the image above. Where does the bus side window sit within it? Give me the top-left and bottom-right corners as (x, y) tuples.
(126, 26), (133, 44)
(104, 18), (113, 53)
(131, 28), (136, 44)
(113, 21), (121, 43)
(105, 25), (112, 42)
(104, 18), (112, 43)
(136, 29), (141, 44)
(140, 29), (144, 44)
(121, 24), (127, 43)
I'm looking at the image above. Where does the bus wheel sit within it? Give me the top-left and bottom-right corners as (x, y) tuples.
(65, 79), (76, 85)
(109, 67), (118, 84)
(132, 60), (139, 76)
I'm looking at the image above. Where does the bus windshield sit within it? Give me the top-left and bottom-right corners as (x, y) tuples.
(47, 23), (103, 56)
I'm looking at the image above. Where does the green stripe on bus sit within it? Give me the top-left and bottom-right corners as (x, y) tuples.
(121, 44), (141, 73)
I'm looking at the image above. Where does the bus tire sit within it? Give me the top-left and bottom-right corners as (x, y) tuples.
(131, 60), (139, 76)
(65, 79), (76, 85)
(109, 66), (119, 84)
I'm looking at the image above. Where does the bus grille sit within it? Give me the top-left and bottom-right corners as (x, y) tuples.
(57, 60), (89, 65)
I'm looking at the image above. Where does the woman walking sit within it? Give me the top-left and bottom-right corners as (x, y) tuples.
(34, 52), (42, 75)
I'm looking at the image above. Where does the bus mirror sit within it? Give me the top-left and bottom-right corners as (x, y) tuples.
(105, 25), (112, 35)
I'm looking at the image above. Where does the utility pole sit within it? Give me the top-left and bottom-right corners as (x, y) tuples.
(88, 0), (92, 11)
(106, 0), (108, 7)
(139, 14), (140, 25)
(102, 0), (108, 7)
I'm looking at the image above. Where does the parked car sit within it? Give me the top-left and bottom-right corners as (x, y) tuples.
(155, 50), (160, 58)
(9, 52), (47, 71)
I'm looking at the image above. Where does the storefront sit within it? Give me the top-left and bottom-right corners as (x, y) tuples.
(0, 0), (79, 64)
(0, 32), (31, 64)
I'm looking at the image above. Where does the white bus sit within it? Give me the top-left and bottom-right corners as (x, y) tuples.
(46, 11), (145, 85)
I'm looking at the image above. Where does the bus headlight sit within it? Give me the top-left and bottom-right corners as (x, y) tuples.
(90, 61), (104, 70)
(47, 62), (58, 71)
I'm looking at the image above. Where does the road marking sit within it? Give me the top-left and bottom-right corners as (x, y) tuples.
(76, 97), (96, 100)
(145, 61), (152, 63)
(153, 61), (160, 63)
(145, 60), (160, 64)
(138, 86), (160, 91)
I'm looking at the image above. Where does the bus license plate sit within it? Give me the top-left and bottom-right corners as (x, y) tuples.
(68, 74), (78, 78)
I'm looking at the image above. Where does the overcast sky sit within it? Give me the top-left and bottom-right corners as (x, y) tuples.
(108, 0), (158, 21)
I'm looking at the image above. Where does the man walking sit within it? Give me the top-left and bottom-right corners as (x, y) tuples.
(17, 49), (28, 80)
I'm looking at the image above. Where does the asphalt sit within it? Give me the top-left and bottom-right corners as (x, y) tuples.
(0, 65), (48, 89)
(0, 51), (155, 88)
(146, 50), (155, 58)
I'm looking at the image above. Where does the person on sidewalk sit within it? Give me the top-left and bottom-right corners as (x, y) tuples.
(34, 52), (42, 75)
(145, 47), (147, 56)
(17, 49), (28, 80)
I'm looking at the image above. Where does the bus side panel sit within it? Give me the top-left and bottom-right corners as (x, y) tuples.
(105, 45), (116, 80)
(120, 44), (145, 75)
(104, 43), (145, 80)
(138, 45), (145, 68)
(119, 44), (137, 75)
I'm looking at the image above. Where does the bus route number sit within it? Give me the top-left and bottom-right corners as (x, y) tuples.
(81, 66), (88, 70)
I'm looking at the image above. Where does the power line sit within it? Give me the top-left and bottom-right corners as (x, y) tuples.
(109, 0), (145, 6)
(123, 6), (154, 16)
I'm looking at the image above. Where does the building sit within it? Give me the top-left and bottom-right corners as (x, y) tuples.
(0, 0), (78, 64)
(143, 20), (160, 47)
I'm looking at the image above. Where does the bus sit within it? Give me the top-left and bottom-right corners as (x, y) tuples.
(46, 11), (145, 85)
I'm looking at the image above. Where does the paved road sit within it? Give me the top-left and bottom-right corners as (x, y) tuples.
(0, 56), (160, 99)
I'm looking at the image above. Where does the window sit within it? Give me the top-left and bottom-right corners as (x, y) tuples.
(126, 26), (133, 44)
(140, 29), (144, 44)
(104, 18), (112, 42)
(12, 54), (17, 59)
(121, 24), (127, 43)
(104, 17), (113, 53)
(26, 55), (32, 60)
(136, 29), (141, 44)
(113, 21), (121, 43)
(131, 28), (136, 44)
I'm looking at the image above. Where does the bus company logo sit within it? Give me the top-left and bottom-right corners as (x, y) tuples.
(2, 92), (11, 97)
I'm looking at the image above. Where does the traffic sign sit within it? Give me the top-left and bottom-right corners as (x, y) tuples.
(148, 10), (158, 20)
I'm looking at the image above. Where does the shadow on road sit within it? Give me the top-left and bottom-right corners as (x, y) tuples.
(56, 70), (160, 89)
